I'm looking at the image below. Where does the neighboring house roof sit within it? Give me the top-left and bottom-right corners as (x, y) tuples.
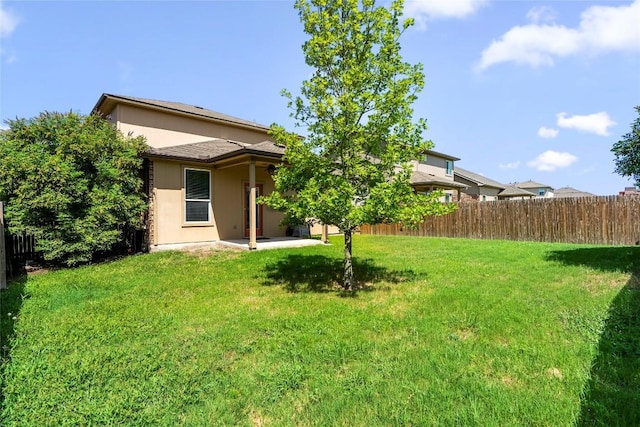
(554, 186), (594, 198)
(454, 167), (505, 189)
(498, 185), (536, 198)
(514, 180), (554, 190)
(92, 93), (271, 132)
(146, 139), (285, 163)
(410, 171), (468, 189)
(425, 149), (460, 161)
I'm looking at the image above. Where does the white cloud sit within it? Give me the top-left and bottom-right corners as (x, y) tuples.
(499, 161), (520, 169)
(405, 0), (489, 29)
(526, 6), (557, 25)
(556, 111), (616, 136)
(0, 7), (19, 38)
(538, 126), (559, 139)
(527, 150), (578, 172)
(476, 0), (640, 70)
(0, 123), (9, 131)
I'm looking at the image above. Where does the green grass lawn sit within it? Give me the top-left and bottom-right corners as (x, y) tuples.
(1, 235), (638, 426)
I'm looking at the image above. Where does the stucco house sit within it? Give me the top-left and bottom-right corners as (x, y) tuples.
(514, 180), (554, 198)
(554, 186), (594, 198)
(93, 94), (467, 248)
(454, 166), (505, 202)
(497, 185), (536, 200)
(410, 150), (467, 202)
(93, 93), (289, 251)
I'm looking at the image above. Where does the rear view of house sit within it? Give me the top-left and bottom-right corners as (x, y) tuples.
(93, 94), (287, 251)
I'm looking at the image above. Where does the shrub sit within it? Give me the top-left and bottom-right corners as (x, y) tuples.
(0, 111), (148, 266)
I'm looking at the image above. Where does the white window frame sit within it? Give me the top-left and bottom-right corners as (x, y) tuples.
(184, 167), (211, 224)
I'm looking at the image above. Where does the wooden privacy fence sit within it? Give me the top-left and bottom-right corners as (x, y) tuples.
(361, 196), (640, 245)
(4, 232), (39, 275)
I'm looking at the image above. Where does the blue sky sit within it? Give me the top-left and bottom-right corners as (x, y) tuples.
(1, 0), (638, 195)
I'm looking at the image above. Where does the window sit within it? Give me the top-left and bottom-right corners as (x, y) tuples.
(538, 188), (545, 196)
(482, 195), (487, 202)
(445, 193), (451, 203)
(445, 160), (453, 176)
(185, 168), (211, 223)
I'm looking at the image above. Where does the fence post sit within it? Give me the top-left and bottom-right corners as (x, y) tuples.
(1, 201), (6, 290)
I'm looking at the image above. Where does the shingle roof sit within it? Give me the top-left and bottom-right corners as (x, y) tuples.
(410, 171), (468, 189)
(93, 93), (271, 131)
(147, 139), (285, 163)
(498, 185), (537, 197)
(424, 149), (460, 161)
(454, 167), (505, 189)
(514, 180), (554, 190)
(554, 186), (594, 198)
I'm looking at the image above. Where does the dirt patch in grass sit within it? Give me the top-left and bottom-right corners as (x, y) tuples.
(184, 245), (243, 260)
(501, 375), (522, 388)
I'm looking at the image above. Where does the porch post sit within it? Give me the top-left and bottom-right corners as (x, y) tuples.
(249, 160), (257, 250)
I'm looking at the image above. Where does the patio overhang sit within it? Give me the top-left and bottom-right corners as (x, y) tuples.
(410, 171), (468, 200)
(144, 139), (286, 249)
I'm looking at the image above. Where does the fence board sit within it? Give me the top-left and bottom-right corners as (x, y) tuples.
(1, 202), (5, 289)
(361, 196), (640, 246)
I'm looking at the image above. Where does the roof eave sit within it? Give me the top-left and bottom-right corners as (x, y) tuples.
(144, 147), (284, 164)
(93, 93), (271, 133)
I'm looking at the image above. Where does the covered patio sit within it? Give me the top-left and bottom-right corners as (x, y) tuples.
(218, 236), (327, 251)
(149, 236), (326, 252)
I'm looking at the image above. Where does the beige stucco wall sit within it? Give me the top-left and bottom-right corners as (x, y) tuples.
(211, 165), (285, 240)
(112, 104), (271, 148)
(151, 160), (285, 246)
(309, 224), (341, 236)
(456, 176), (501, 201)
(412, 155), (454, 181)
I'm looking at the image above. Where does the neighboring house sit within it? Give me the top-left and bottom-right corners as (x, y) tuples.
(93, 93), (287, 251)
(454, 166), (505, 202)
(514, 180), (554, 198)
(497, 185), (537, 200)
(619, 186), (640, 196)
(554, 186), (594, 198)
(410, 150), (467, 202)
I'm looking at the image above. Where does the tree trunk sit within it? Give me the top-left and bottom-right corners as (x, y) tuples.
(343, 229), (353, 291)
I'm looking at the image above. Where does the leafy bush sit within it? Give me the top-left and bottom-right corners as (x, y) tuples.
(0, 111), (148, 266)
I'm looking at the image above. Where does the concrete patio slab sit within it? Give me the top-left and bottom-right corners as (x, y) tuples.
(218, 237), (327, 251)
(150, 237), (327, 253)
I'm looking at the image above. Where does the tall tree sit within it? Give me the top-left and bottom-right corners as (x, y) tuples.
(612, 106), (640, 188)
(262, 0), (455, 290)
(0, 111), (148, 266)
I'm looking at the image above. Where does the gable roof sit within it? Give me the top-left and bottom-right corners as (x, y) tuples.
(146, 139), (285, 163)
(92, 93), (271, 132)
(554, 186), (594, 198)
(410, 171), (468, 189)
(514, 180), (554, 190)
(425, 149), (460, 161)
(454, 167), (505, 189)
(498, 185), (536, 197)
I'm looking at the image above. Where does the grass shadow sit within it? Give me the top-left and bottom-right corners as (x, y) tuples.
(545, 246), (640, 424)
(0, 273), (29, 411)
(260, 254), (420, 294)
(545, 246), (640, 273)
(576, 271), (640, 425)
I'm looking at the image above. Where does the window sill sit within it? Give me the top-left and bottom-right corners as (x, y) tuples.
(182, 223), (214, 228)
